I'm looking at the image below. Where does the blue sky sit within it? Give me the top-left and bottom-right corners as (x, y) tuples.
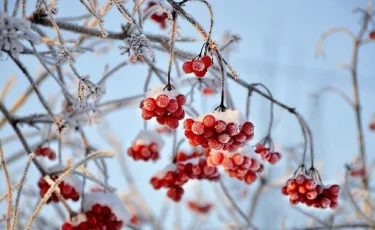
(1, 0), (375, 229)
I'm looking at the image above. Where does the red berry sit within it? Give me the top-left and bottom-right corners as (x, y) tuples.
(192, 60), (205, 72)
(166, 99), (179, 113)
(214, 120), (227, 133)
(218, 133), (230, 143)
(143, 98), (157, 111)
(142, 108), (154, 120)
(165, 116), (179, 129)
(208, 139), (223, 150)
(201, 55), (212, 68)
(176, 94), (186, 105)
(184, 118), (194, 131)
(182, 61), (193, 74)
(203, 115), (216, 127)
(241, 122), (254, 135)
(156, 94), (169, 108)
(61, 223), (74, 230)
(194, 69), (207, 78)
(369, 31), (375, 40)
(226, 123), (240, 136)
(369, 121), (375, 131)
(191, 122), (205, 135)
(202, 87), (214, 95)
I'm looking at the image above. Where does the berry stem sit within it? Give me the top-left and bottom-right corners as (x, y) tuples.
(166, 10), (177, 91)
(212, 48), (227, 112)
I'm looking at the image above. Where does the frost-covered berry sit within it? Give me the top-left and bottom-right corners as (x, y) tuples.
(141, 86), (186, 129)
(127, 130), (164, 162)
(183, 110), (254, 152)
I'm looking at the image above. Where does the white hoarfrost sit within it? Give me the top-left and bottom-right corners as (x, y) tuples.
(196, 109), (246, 125)
(83, 192), (130, 223)
(0, 12), (40, 58)
(46, 164), (83, 193)
(145, 85), (180, 100)
(153, 164), (176, 179)
(132, 130), (165, 150)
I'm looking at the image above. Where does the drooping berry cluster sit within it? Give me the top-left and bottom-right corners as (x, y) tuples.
(183, 110), (254, 151)
(281, 173), (340, 209)
(150, 164), (186, 202)
(175, 150), (201, 162)
(182, 55), (212, 78)
(38, 176), (80, 203)
(150, 156), (220, 202)
(127, 130), (164, 162)
(35, 146), (56, 160)
(61, 204), (123, 230)
(255, 143), (282, 165)
(145, 1), (168, 29)
(186, 201), (213, 214)
(141, 86), (186, 129)
(206, 147), (263, 184)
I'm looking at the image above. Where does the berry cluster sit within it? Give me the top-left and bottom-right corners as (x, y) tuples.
(281, 173), (340, 209)
(183, 110), (254, 151)
(206, 148), (263, 184)
(38, 176), (80, 203)
(61, 204), (123, 230)
(127, 131), (164, 162)
(150, 157), (220, 202)
(350, 168), (366, 177)
(175, 150), (201, 162)
(141, 86), (186, 129)
(35, 146), (56, 160)
(145, 1), (168, 29)
(186, 201), (213, 214)
(182, 55), (212, 78)
(255, 143), (282, 165)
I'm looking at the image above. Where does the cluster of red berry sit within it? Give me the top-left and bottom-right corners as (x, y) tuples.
(38, 176), (80, 203)
(140, 91), (186, 129)
(182, 55), (212, 78)
(183, 112), (254, 151)
(186, 201), (213, 214)
(350, 167), (366, 177)
(175, 150), (201, 162)
(35, 146), (56, 160)
(206, 149), (263, 184)
(281, 173), (340, 209)
(150, 156), (220, 202)
(61, 204), (123, 230)
(145, 2), (168, 29)
(127, 142), (160, 161)
(255, 143), (282, 165)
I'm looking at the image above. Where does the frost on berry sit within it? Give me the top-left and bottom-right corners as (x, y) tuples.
(206, 146), (263, 184)
(254, 143), (282, 165)
(127, 130), (165, 162)
(183, 109), (254, 151)
(182, 54), (213, 78)
(141, 86), (186, 129)
(0, 12), (40, 58)
(119, 34), (155, 62)
(281, 172), (340, 209)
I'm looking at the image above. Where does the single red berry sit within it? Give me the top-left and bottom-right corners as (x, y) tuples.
(166, 99), (179, 113)
(176, 94), (186, 105)
(241, 122), (254, 135)
(226, 123), (240, 136)
(194, 69), (207, 78)
(143, 98), (157, 111)
(182, 61), (193, 74)
(202, 87), (214, 95)
(191, 121), (205, 135)
(369, 121), (375, 131)
(201, 55), (212, 68)
(183, 118), (194, 131)
(218, 133), (230, 143)
(192, 60), (205, 72)
(369, 31), (375, 40)
(165, 116), (179, 129)
(156, 94), (170, 108)
(61, 223), (74, 230)
(214, 120), (227, 133)
(203, 115), (216, 127)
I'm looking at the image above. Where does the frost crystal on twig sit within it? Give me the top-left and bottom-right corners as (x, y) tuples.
(74, 75), (105, 109)
(0, 12), (40, 58)
(55, 45), (85, 65)
(119, 34), (155, 62)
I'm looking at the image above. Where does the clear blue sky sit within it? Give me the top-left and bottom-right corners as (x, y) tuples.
(0, 0), (374, 229)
